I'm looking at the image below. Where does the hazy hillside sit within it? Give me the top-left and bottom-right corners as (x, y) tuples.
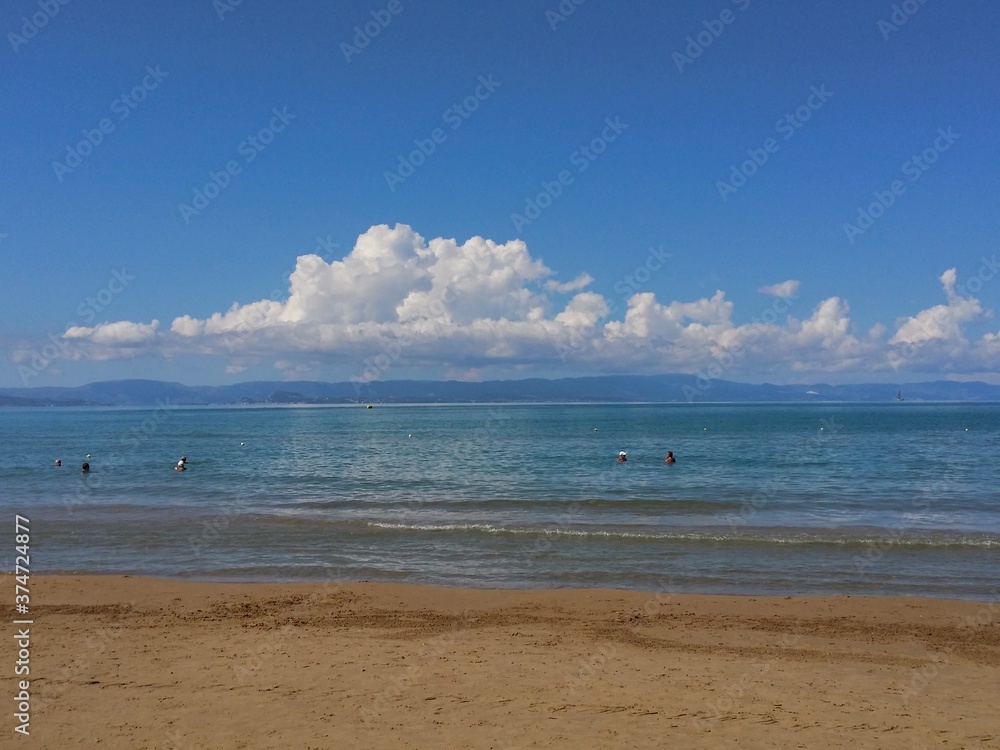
(1, 376), (998, 406)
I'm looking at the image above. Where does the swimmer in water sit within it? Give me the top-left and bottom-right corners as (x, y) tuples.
(81, 462), (90, 473)
(617, 451), (627, 463)
(174, 459), (187, 472)
(664, 451), (676, 464)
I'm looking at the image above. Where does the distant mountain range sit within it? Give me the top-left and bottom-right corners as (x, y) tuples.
(1, 375), (998, 406)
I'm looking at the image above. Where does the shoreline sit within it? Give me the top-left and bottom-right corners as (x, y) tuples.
(3, 574), (998, 748)
(27, 568), (1000, 604)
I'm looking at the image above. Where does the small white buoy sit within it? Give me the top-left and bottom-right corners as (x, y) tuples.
(408, 434), (412, 439)
(240, 442), (245, 446)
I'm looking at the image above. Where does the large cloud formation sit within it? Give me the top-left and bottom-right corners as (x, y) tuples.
(51, 224), (999, 380)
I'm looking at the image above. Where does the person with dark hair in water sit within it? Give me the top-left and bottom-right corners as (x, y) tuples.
(664, 451), (676, 464)
(81, 462), (90, 473)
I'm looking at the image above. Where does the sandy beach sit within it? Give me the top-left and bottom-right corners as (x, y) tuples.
(3, 575), (998, 749)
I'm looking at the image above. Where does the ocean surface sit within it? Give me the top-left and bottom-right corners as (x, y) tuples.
(2, 402), (998, 601)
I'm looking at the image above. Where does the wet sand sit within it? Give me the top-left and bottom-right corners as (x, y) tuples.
(2, 575), (998, 749)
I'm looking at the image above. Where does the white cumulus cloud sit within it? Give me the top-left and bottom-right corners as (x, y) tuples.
(51, 225), (999, 381)
(545, 273), (594, 294)
(758, 279), (800, 298)
(890, 269), (982, 346)
(64, 320), (160, 345)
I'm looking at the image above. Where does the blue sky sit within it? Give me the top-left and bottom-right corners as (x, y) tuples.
(2, 0), (999, 388)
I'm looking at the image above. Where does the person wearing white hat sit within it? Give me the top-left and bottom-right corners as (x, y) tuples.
(174, 457), (187, 472)
(617, 451), (627, 463)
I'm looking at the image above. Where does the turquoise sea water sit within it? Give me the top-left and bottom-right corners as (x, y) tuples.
(1, 403), (998, 600)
